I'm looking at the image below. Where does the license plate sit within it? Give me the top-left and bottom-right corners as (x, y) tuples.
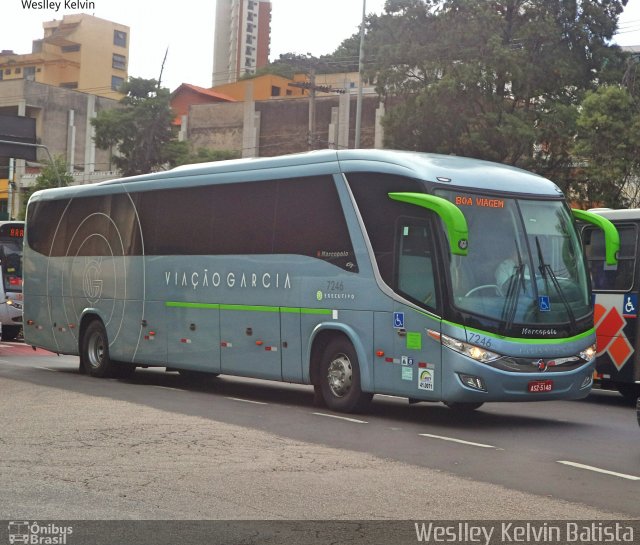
(528, 379), (553, 393)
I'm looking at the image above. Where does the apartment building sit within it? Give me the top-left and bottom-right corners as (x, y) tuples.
(212, 0), (271, 86)
(0, 14), (130, 100)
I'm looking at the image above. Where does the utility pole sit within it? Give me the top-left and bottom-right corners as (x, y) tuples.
(288, 67), (346, 151)
(308, 68), (317, 150)
(354, 0), (366, 148)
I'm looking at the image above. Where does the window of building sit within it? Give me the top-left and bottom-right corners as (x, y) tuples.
(60, 82), (78, 89)
(23, 66), (36, 80)
(271, 86), (281, 97)
(112, 54), (126, 71)
(61, 44), (81, 53)
(15, 68), (21, 74)
(246, 23), (254, 33)
(5, 69), (11, 75)
(113, 30), (127, 47)
(286, 90), (292, 96)
(0, 71), (3, 81)
(111, 75), (124, 91)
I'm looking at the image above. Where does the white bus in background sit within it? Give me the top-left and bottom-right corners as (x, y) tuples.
(0, 221), (24, 341)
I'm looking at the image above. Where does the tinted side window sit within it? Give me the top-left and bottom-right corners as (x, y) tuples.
(273, 176), (357, 271)
(26, 199), (69, 255)
(583, 223), (637, 291)
(26, 194), (142, 257)
(27, 177), (357, 271)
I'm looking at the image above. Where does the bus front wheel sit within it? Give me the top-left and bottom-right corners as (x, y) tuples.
(316, 338), (372, 413)
(81, 320), (115, 378)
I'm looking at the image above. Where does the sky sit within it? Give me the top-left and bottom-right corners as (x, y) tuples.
(3, 0), (640, 92)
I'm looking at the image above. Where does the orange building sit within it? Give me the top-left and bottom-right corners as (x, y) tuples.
(170, 84), (237, 126)
(210, 73), (306, 101)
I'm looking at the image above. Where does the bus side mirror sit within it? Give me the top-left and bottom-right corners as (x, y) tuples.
(572, 209), (620, 266)
(388, 192), (469, 256)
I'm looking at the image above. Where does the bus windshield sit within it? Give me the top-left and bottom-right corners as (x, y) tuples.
(437, 191), (590, 332)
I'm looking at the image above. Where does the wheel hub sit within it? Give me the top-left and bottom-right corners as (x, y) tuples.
(327, 354), (352, 397)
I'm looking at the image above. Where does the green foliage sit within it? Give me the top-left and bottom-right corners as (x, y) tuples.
(91, 77), (177, 176)
(573, 85), (640, 207)
(367, 0), (628, 194)
(19, 155), (72, 219)
(168, 142), (241, 166)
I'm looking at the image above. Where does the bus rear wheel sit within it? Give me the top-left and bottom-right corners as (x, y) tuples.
(81, 320), (115, 378)
(316, 338), (372, 413)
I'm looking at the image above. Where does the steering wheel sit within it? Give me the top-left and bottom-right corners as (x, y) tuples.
(464, 284), (503, 297)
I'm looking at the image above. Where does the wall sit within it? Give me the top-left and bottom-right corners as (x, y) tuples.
(187, 93), (383, 157)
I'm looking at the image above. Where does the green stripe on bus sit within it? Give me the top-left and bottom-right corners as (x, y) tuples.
(165, 301), (332, 315)
(165, 302), (220, 309)
(442, 319), (595, 345)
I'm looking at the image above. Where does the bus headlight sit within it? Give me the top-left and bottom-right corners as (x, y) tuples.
(579, 343), (597, 362)
(435, 331), (501, 364)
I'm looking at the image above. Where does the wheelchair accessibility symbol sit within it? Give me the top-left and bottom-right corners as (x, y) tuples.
(623, 294), (638, 318)
(393, 312), (405, 328)
(538, 296), (551, 312)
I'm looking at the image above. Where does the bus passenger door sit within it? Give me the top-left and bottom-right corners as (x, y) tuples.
(373, 218), (443, 399)
(220, 307), (282, 380)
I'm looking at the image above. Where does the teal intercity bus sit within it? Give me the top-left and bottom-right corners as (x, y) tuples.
(23, 150), (619, 412)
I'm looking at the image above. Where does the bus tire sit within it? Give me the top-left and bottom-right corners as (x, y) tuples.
(616, 383), (640, 403)
(316, 337), (372, 413)
(1, 325), (22, 342)
(444, 401), (484, 412)
(80, 320), (115, 378)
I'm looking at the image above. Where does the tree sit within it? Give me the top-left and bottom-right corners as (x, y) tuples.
(573, 85), (640, 207)
(92, 77), (180, 176)
(167, 143), (240, 166)
(19, 155), (72, 219)
(367, 0), (628, 187)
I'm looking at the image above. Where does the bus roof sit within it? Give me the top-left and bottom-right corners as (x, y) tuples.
(30, 150), (563, 201)
(588, 208), (640, 221)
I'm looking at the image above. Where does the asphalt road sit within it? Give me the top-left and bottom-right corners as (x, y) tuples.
(1, 341), (638, 522)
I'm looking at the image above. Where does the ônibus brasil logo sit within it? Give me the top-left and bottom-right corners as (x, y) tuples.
(8, 522), (73, 545)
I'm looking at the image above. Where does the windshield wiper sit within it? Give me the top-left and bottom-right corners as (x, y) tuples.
(535, 236), (577, 333)
(501, 242), (525, 332)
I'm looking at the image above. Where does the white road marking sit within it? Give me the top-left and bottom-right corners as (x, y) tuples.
(226, 397), (268, 405)
(419, 433), (500, 449)
(312, 412), (368, 424)
(557, 461), (640, 481)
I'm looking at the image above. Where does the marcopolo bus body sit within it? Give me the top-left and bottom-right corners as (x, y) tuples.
(23, 150), (618, 412)
(582, 208), (640, 401)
